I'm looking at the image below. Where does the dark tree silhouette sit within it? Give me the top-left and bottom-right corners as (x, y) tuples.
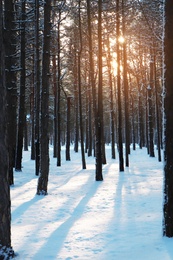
(95, 0), (104, 181)
(163, 0), (173, 237)
(4, 0), (17, 185)
(77, 0), (86, 170)
(34, 0), (41, 175)
(148, 48), (155, 157)
(15, 0), (26, 171)
(0, 1), (15, 256)
(116, 0), (124, 172)
(37, 0), (51, 195)
(122, 0), (130, 166)
(66, 97), (71, 161)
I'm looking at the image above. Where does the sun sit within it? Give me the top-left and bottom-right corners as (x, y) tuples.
(118, 35), (125, 44)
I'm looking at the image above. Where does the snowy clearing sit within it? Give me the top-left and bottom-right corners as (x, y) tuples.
(11, 145), (173, 260)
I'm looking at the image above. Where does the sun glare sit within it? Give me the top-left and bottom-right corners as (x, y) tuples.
(111, 53), (123, 76)
(111, 59), (118, 76)
(118, 36), (125, 44)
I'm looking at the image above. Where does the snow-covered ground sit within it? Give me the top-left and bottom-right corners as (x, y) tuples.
(11, 145), (173, 260)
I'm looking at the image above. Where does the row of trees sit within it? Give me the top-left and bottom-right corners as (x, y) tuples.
(1, 0), (173, 257)
(10, 0), (163, 180)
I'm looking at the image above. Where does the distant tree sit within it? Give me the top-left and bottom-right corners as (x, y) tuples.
(163, 0), (173, 237)
(0, 1), (15, 257)
(147, 48), (155, 157)
(73, 45), (79, 153)
(66, 96), (71, 161)
(153, 42), (161, 162)
(105, 36), (116, 159)
(37, 0), (51, 195)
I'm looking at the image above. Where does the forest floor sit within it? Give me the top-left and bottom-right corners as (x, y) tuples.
(11, 145), (173, 259)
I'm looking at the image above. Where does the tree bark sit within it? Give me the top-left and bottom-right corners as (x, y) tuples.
(34, 0), (40, 176)
(153, 48), (161, 162)
(116, 0), (124, 172)
(106, 36), (116, 159)
(122, 0), (130, 166)
(73, 45), (79, 153)
(0, 2), (14, 256)
(95, 0), (104, 180)
(37, 0), (51, 195)
(15, 0), (26, 171)
(148, 48), (155, 157)
(86, 0), (97, 160)
(66, 97), (71, 161)
(56, 8), (61, 167)
(78, 0), (86, 170)
(4, 0), (17, 185)
(163, 0), (173, 237)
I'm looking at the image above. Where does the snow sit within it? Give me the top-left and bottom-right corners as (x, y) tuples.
(11, 145), (173, 260)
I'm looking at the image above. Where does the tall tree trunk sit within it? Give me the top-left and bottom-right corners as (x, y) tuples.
(56, 8), (61, 167)
(73, 48), (79, 153)
(95, 0), (104, 180)
(15, 0), (26, 171)
(116, 0), (124, 172)
(130, 94), (136, 151)
(78, 0), (86, 170)
(122, 0), (130, 167)
(4, 0), (17, 185)
(87, 80), (93, 157)
(0, 2), (14, 256)
(86, 0), (96, 158)
(30, 71), (35, 160)
(52, 54), (57, 158)
(85, 82), (89, 154)
(106, 36), (116, 159)
(163, 0), (173, 237)
(34, 0), (40, 176)
(37, 0), (51, 195)
(137, 77), (144, 149)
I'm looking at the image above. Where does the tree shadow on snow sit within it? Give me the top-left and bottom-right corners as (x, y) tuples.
(32, 172), (102, 259)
